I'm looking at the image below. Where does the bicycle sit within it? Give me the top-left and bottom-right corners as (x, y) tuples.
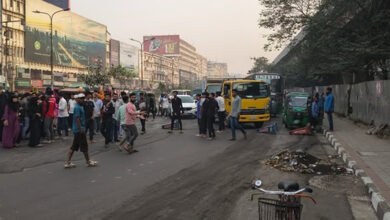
(250, 179), (316, 220)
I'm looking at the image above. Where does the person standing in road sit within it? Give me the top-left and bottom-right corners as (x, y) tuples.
(215, 92), (226, 132)
(101, 93), (115, 147)
(0, 89), (7, 142)
(2, 94), (21, 148)
(206, 93), (218, 140)
(64, 93), (97, 168)
(195, 94), (202, 137)
(310, 96), (320, 130)
(93, 93), (103, 133)
(139, 97), (147, 134)
(168, 91), (184, 134)
(111, 93), (123, 143)
(43, 89), (56, 144)
(162, 94), (170, 117)
(229, 89), (247, 141)
(325, 87), (335, 132)
(57, 93), (69, 138)
(200, 92), (209, 138)
(117, 95), (128, 151)
(84, 92), (95, 143)
(28, 95), (43, 147)
(68, 94), (76, 130)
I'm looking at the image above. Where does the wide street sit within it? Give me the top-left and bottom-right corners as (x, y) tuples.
(0, 117), (376, 220)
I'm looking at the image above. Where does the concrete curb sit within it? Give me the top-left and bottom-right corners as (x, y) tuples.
(322, 130), (390, 220)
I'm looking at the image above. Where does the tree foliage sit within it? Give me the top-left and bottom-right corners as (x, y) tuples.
(108, 65), (137, 88)
(263, 0), (390, 86)
(248, 57), (271, 74)
(79, 60), (110, 88)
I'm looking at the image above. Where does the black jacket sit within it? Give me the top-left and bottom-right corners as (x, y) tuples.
(206, 98), (219, 117)
(102, 100), (115, 121)
(171, 97), (183, 114)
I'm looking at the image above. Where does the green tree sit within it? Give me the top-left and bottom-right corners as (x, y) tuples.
(248, 57), (270, 74)
(108, 65), (137, 89)
(79, 60), (110, 88)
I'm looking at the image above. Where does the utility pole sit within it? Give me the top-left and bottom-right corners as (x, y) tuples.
(33, 8), (69, 89)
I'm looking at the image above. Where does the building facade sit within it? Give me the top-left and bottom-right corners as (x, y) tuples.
(207, 61), (228, 79)
(143, 51), (178, 90)
(0, 0), (110, 91)
(143, 35), (208, 88)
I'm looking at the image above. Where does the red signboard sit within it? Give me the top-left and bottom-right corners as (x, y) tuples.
(31, 80), (43, 87)
(143, 35), (180, 56)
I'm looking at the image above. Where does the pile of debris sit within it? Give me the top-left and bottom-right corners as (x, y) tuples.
(366, 123), (389, 139)
(264, 150), (353, 175)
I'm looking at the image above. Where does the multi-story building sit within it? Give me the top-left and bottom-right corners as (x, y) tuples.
(196, 54), (207, 81)
(1, 0), (109, 91)
(143, 51), (178, 90)
(207, 61), (228, 79)
(1, 0), (26, 90)
(143, 35), (207, 88)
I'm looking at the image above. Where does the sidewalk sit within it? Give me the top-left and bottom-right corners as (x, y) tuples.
(324, 114), (390, 219)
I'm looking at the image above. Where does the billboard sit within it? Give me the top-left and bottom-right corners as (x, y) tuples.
(110, 39), (120, 67)
(25, 0), (107, 68)
(120, 42), (138, 69)
(43, 0), (70, 10)
(143, 35), (180, 56)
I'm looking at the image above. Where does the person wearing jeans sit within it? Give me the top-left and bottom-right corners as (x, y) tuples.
(324, 87), (335, 131)
(43, 90), (56, 144)
(229, 89), (247, 141)
(93, 93), (103, 133)
(216, 92), (226, 132)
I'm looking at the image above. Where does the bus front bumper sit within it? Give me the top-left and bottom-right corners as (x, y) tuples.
(239, 114), (271, 122)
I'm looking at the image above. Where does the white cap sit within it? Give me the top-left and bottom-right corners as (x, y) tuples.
(74, 93), (85, 99)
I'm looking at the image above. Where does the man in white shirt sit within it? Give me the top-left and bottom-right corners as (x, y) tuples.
(68, 94), (76, 130)
(93, 93), (103, 133)
(215, 92), (226, 132)
(57, 93), (69, 137)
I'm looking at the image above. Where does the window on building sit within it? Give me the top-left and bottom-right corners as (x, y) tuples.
(17, 1), (20, 12)
(10, 0), (13, 8)
(7, 15), (11, 22)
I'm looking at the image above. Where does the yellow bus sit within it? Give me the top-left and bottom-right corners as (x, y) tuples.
(222, 79), (271, 128)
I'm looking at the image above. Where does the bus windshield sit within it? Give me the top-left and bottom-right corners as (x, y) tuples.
(206, 84), (221, 94)
(232, 82), (268, 99)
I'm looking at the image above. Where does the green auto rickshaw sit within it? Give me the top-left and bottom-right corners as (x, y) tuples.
(282, 92), (311, 129)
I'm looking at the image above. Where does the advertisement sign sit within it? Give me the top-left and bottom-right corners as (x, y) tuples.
(16, 79), (31, 88)
(31, 80), (43, 87)
(143, 35), (180, 56)
(110, 39), (120, 67)
(25, 0), (107, 68)
(120, 42), (138, 69)
(43, 0), (70, 10)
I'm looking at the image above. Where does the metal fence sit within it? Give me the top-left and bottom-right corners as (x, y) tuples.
(292, 80), (390, 126)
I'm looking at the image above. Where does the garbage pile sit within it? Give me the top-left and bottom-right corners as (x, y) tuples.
(366, 123), (389, 139)
(265, 150), (353, 175)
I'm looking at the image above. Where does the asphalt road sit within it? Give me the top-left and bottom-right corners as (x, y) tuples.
(0, 117), (375, 220)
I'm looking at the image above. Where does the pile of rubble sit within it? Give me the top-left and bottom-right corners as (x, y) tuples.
(366, 123), (389, 139)
(264, 150), (353, 175)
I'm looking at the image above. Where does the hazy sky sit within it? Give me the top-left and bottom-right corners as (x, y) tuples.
(71, 0), (281, 75)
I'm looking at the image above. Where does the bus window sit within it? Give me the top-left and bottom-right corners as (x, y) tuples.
(223, 84), (230, 98)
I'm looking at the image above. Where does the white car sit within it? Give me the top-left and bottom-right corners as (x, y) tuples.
(171, 95), (196, 119)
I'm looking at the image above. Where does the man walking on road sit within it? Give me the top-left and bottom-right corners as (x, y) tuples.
(325, 87), (335, 131)
(93, 93), (103, 133)
(195, 94), (202, 137)
(215, 92), (226, 132)
(111, 93), (123, 142)
(200, 92), (209, 138)
(121, 93), (144, 153)
(64, 93), (97, 168)
(168, 91), (183, 134)
(229, 89), (247, 141)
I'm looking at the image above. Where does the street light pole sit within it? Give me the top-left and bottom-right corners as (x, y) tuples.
(130, 38), (144, 90)
(33, 8), (69, 89)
